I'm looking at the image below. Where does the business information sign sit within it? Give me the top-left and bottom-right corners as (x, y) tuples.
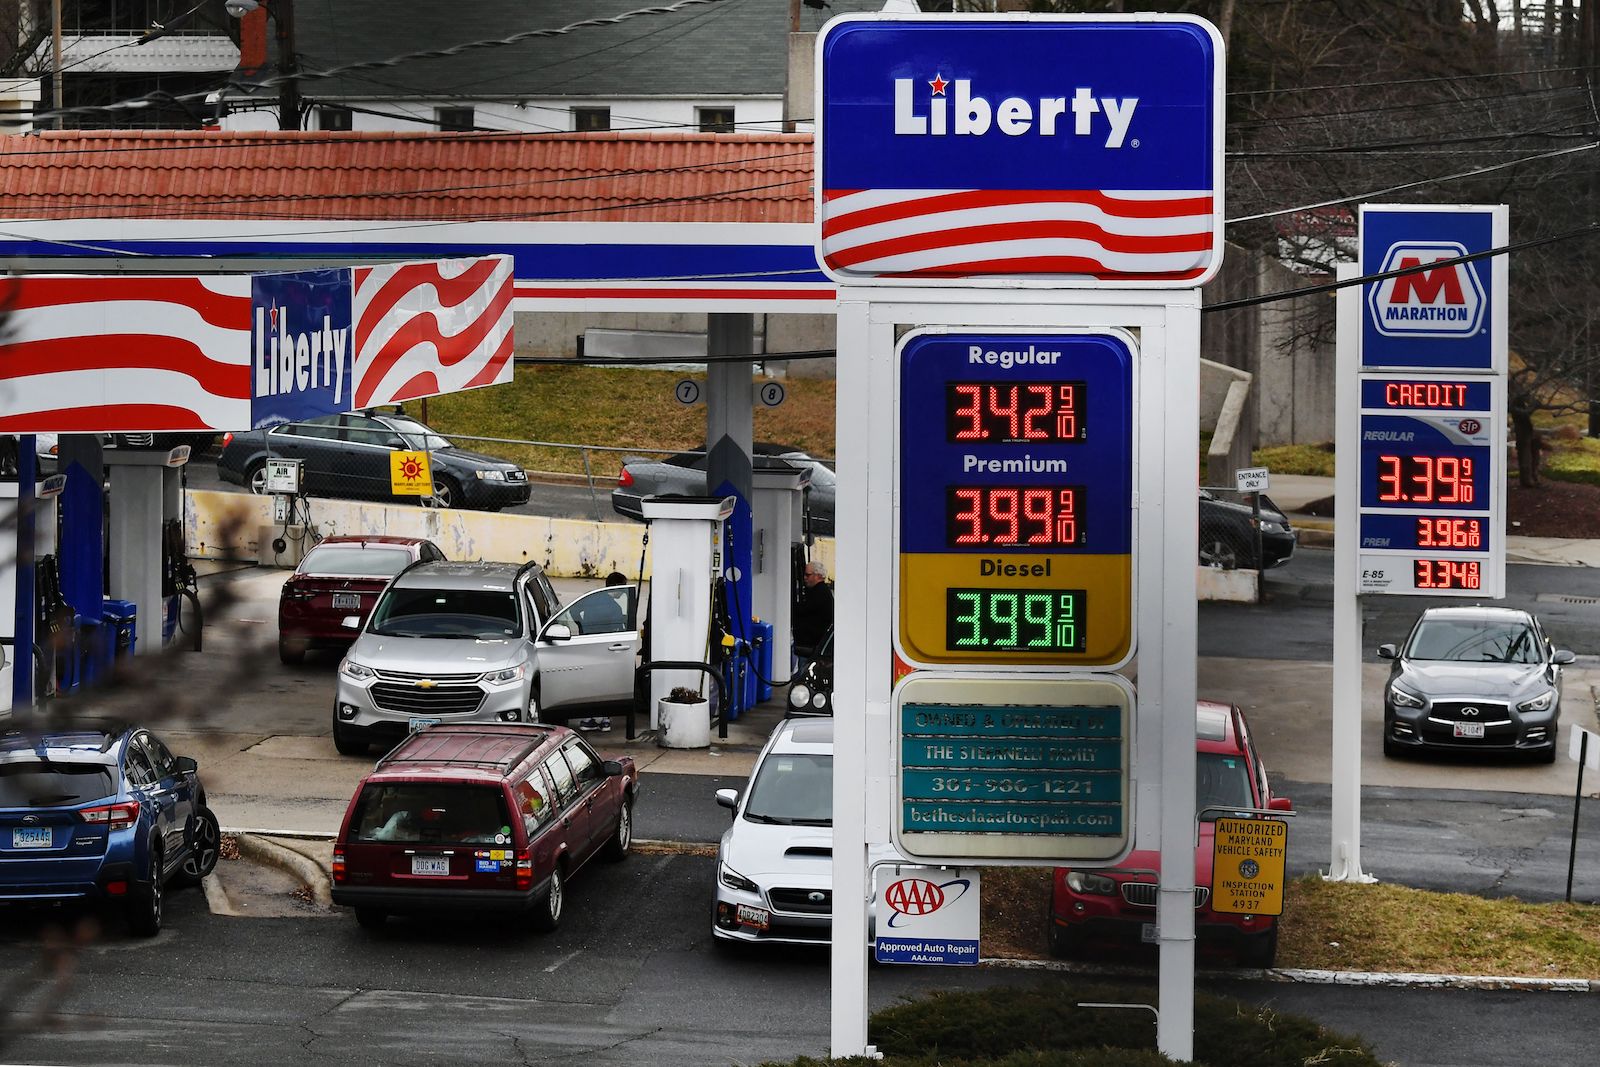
(894, 673), (1133, 864)
(895, 329), (1136, 668)
(1356, 206), (1507, 598)
(815, 14), (1223, 286)
(872, 866), (981, 966)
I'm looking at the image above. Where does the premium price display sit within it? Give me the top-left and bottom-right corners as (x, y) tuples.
(1374, 454), (1476, 504)
(947, 381), (1085, 443)
(1415, 517), (1483, 549)
(1414, 559), (1482, 590)
(947, 486), (1083, 547)
(946, 588), (1084, 653)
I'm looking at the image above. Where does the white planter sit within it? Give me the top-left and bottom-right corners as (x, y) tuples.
(659, 697), (711, 749)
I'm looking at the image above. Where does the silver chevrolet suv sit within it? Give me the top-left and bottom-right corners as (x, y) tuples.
(331, 561), (640, 756)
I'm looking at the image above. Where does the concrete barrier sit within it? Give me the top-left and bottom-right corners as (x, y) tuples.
(185, 488), (837, 581)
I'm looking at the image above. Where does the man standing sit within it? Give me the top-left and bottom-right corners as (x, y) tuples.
(793, 559), (834, 658)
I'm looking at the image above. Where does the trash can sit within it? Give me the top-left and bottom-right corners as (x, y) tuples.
(751, 620), (774, 703)
(76, 615), (110, 688)
(102, 598), (138, 661)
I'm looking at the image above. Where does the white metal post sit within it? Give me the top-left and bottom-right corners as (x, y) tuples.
(1328, 263), (1375, 883)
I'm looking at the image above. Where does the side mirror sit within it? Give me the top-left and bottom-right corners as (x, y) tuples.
(601, 759), (624, 776)
(1268, 796), (1294, 813)
(1552, 649), (1576, 665)
(543, 623), (573, 643)
(341, 615), (362, 630)
(175, 756), (198, 774)
(715, 788), (739, 812)
(1376, 644), (1397, 660)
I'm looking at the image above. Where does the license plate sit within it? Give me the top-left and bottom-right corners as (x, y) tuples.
(411, 856), (449, 876)
(1454, 722), (1486, 739)
(1140, 923), (1159, 944)
(409, 717), (440, 734)
(11, 826), (52, 849)
(735, 903), (770, 930)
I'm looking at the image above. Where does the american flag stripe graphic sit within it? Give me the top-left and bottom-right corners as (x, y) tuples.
(821, 188), (1214, 280)
(0, 276), (251, 432)
(352, 256), (515, 409)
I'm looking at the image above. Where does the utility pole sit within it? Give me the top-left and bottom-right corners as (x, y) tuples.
(275, 0), (300, 131)
(51, 0), (63, 128)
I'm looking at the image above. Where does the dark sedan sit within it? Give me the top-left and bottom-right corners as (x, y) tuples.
(1380, 605), (1574, 763)
(1198, 490), (1296, 569)
(613, 442), (835, 536)
(218, 409), (530, 511)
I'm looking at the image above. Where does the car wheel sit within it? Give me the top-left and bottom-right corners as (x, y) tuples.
(246, 461), (269, 496)
(426, 476), (461, 510)
(1537, 742), (1558, 765)
(601, 798), (633, 862)
(278, 635), (306, 666)
(1047, 920), (1085, 959)
(1238, 928), (1278, 969)
(1382, 733), (1404, 758)
(528, 681), (542, 725)
(127, 847), (164, 937)
(332, 717), (369, 757)
(178, 807), (221, 886)
(532, 864), (564, 932)
(1199, 537), (1244, 570)
(355, 907), (388, 931)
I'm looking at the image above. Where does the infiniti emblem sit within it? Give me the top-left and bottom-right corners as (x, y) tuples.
(1461, 706), (1480, 717)
(807, 891), (826, 904)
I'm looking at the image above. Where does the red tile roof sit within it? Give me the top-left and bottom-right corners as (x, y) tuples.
(0, 131), (815, 223)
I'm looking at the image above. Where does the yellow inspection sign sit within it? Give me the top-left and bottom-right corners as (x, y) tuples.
(390, 450), (433, 495)
(1211, 817), (1287, 916)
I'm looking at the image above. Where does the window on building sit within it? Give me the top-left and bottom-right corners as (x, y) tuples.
(697, 107), (735, 133)
(573, 107), (611, 132)
(317, 107), (353, 131)
(436, 106), (476, 132)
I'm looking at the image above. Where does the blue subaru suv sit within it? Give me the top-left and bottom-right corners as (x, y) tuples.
(0, 725), (220, 936)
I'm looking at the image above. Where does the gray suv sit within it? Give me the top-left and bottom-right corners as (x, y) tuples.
(332, 561), (640, 755)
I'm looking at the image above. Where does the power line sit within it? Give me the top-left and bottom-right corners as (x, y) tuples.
(1226, 63), (1592, 98)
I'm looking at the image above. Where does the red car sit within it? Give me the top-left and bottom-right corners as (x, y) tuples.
(277, 535), (444, 664)
(331, 723), (636, 931)
(1048, 700), (1293, 968)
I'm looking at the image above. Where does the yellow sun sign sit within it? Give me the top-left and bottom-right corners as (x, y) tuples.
(390, 450), (433, 496)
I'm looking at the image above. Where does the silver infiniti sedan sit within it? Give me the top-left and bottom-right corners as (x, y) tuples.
(1379, 605), (1575, 763)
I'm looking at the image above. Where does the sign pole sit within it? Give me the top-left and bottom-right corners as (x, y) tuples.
(1568, 731), (1587, 904)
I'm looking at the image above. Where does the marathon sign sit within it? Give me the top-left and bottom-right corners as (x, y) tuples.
(250, 268), (353, 428)
(816, 15), (1224, 286)
(1360, 205), (1507, 372)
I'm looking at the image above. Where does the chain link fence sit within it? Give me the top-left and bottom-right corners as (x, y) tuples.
(1199, 486), (1295, 571)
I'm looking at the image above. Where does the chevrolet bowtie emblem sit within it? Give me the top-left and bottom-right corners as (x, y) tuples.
(416, 679), (438, 689)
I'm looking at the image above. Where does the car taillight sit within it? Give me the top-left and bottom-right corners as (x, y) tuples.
(222, 432), (234, 448)
(282, 580), (313, 600)
(80, 801), (140, 829)
(515, 847), (533, 891)
(617, 469), (634, 488)
(332, 848), (346, 884)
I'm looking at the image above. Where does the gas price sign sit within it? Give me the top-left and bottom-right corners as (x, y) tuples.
(897, 329), (1134, 667)
(1356, 373), (1503, 596)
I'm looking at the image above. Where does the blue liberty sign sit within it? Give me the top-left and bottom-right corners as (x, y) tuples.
(250, 268), (353, 428)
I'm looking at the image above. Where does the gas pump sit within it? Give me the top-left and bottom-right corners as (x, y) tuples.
(1, 473), (60, 712)
(749, 459), (810, 692)
(103, 442), (191, 657)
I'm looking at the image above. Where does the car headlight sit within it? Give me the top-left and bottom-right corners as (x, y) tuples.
(477, 469), (507, 481)
(1517, 690), (1556, 713)
(1065, 871), (1118, 896)
(339, 658), (376, 681)
(1260, 521), (1288, 534)
(812, 690), (829, 710)
(719, 863), (759, 894)
(482, 664), (526, 685)
(789, 683), (811, 708)
(1388, 684), (1425, 709)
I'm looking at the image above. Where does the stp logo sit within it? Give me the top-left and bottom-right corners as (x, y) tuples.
(1367, 242), (1485, 339)
(1458, 418), (1482, 434)
(882, 876), (973, 928)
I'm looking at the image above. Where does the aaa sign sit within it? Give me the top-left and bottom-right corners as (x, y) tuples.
(1211, 817), (1287, 916)
(390, 450), (433, 496)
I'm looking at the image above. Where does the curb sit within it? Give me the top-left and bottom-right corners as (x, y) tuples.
(233, 832), (333, 908)
(200, 872), (238, 917)
(982, 957), (1596, 992)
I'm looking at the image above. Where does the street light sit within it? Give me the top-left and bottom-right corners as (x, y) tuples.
(226, 0), (299, 131)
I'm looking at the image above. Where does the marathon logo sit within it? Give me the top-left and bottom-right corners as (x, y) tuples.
(1367, 241), (1486, 339)
(894, 74), (1138, 148)
(253, 303), (349, 402)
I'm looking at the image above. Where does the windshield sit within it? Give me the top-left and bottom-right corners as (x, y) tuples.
(1405, 617), (1540, 664)
(0, 761), (116, 806)
(386, 416), (451, 451)
(743, 752), (832, 825)
(1197, 752), (1256, 819)
(300, 545), (412, 578)
(366, 585), (521, 639)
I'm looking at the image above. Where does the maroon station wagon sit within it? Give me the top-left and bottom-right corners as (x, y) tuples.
(278, 535), (444, 664)
(332, 723), (636, 931)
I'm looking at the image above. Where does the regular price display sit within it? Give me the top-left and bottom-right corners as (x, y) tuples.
(1375, 454), (1476, 504)
(1416, 517), (1483, 549)
(947, 381), (1086, 443)
(947, 486), (1084, 547)
(1414, 559), (1482, 590)
(946, 588), (1085, 653)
